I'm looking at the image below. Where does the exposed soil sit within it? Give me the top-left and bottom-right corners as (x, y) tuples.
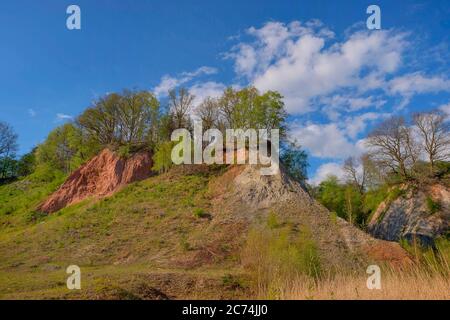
(38, 149), (153, 213)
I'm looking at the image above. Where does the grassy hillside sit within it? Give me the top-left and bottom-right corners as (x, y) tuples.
(0, 164), (448, 299)
(0, 165), (251, 299)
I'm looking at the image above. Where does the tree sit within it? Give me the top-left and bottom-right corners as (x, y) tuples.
(36, 123), (99, 173)
(316, 175), (346, 218)
(195, 97), (221, 131)
(78, 93), (122, 145)
(343, 154), (372, 194)
(281, 140), (309, 183)
(413, 110), (450, 174)
(17, 148), (36, 177)
(366, 116), (415, 180)
(217, 87), (286, 136)
(168, 88), (194, 130)
(0, 121), (18, 179)
(152, 141), (175, 173)
(78, 91), (161, 147)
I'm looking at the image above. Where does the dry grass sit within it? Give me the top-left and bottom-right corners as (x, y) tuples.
(243, 212), (450, 300)
(276, 269), (449, 300)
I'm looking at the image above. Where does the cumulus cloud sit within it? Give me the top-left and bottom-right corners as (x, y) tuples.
(309, 162), (346, 185)
(226, 20), (408, 114)
(290, 122), (359, 159)
(189, 81), (227, 107)
(343, 112), (390, 139)
(153, 66), (218, 97)
(388, 73), (450, 108)
(388, 73), (450, 96)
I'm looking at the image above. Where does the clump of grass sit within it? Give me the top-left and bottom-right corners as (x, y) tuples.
(222, 274), (246, 290)
(400, 236), (449, 275)
(387, 186), (404, 202)
(329, 212), (338, 225)
(193, 208), (208, 219)
(266, 211), (280, 229)
(426, 196), (441, 215)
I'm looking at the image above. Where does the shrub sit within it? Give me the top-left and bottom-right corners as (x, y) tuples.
(152, 141), (175, 174)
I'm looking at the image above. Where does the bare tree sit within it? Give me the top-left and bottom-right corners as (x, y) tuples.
(413, 110), (450, 174)
(343, 155), (369, 194)
(168, 88), (194, 129)
(195, 97), (220, 131)
(0, 121), (17, 156)
(366, 116), (414, 180)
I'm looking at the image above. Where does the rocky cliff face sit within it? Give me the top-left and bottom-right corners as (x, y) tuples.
(38, 149), (153, 213)
(368, 183), (449, 245)
(204, 164), (412, 269)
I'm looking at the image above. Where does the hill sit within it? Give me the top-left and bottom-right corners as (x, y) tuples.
(0, 149), (415, 299)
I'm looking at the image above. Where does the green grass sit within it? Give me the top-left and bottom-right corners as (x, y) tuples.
(242, 215), (321, 299)
(0, 165), (66, 230)
(426, 196), (441, 215)
(0, 165), (255, 299)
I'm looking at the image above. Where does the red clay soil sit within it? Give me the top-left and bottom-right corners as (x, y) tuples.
(38, 149), (153, 213)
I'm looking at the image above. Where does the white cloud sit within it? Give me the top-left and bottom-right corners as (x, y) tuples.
(28, 108), (36, 117)
(387, 72), (450, 109)
(321, 95), (386, 120)
(388, 73), (450, 96)
(388, 73), (450, 108)
(343, 112), (390, 139)
(309, 162), (346, 185)
(439, 102), (450, 121)
(153, 66), (218, 97)
(56, 113), (73, 121)
(290, 122), (357, 159)
(227, 21), (407, 114)
(189, 81), (227, 107)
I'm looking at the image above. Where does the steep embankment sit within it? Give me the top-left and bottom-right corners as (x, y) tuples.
(0, 156), (411, 299)
(38, 149), (153, 213)
(368, 183), (449, 245)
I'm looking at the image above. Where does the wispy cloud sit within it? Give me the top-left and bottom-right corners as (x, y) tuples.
(153, 66), (218, 98)
(56, 113), (74, 122)
(28, 108), (36, 117)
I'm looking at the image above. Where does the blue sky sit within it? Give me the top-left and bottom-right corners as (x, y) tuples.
(0, 0), (449, 183)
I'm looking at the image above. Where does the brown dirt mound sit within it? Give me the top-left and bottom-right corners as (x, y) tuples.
(38, 148), (153, 213)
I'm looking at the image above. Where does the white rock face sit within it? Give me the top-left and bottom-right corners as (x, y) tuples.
(368, 184), (449, 245)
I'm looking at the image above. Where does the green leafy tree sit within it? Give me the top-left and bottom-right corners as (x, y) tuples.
(36, 123), (99, 173)
(152, 141), (176, 173)
(78, 90), (161, 148)
(17, 148), (37, 177)
(281, 141), (308, 183)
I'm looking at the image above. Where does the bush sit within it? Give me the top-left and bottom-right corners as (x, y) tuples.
(152, 141), (175, 174)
